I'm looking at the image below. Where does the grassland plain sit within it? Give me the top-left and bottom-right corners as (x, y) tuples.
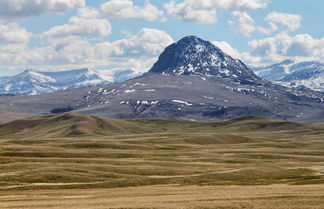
(0, 113), (324, 208)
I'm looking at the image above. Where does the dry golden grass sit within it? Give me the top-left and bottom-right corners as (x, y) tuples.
(1, 184), (324, 209)
(0, 113), (324, 208)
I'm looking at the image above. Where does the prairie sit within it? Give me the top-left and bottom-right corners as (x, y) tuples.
(0, 113), (324, 208)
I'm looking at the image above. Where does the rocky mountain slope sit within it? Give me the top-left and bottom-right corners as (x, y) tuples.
(0, 36), (323, 122)
(150, 36), (260, 84)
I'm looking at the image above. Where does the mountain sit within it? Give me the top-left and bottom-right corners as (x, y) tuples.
(150, 36), (261, 84)
(253, 60), (324, 92)
(0, 36), (323, 122)
(0, 68), (139, 95)
(252, 59), (294, 81)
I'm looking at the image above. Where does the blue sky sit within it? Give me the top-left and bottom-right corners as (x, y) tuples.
(0, 0), (323, 76)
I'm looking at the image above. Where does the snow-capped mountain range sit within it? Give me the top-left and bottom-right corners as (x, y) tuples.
(2, 38), (323, 96)
(1, 36), (323, 122)
(0, 68), (139, 95)
(252, 60), (324, 92)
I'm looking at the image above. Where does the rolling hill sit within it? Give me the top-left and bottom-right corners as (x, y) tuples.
(0, 113), (157, 138)
(0, 113), (320, 139)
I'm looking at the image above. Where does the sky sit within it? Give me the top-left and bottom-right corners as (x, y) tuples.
(0, 0), (323, 76)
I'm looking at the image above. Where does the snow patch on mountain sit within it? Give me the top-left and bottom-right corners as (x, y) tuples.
(172, 100), (193, 106)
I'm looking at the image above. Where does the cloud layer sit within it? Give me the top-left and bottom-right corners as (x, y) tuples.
(0, 27), (173, 73)
(0, 0), (85, 20)
(100, 0), (165, 21)
(247, 33), (324, 64)
(0, 23), (32, 43)
(164, 0), (269, 24)
(43, 15), (112, 40)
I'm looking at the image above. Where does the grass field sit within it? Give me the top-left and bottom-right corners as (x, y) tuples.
(1, 184), (324, 209)
(0, 113), (324, 208)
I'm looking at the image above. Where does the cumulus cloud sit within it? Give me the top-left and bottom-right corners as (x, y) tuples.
(42, 7), (112, 40)
(229, 11), (256, 37)
(0, 0), (85, 20)
(164, 0), (268, 24)
(0, 23), (32, 43)
(244, 33), (324, 65)
(164, 1), (217, 24)
(256, 12), (302, 36)
(77, 7), (101, 19)
(0, 28), (173, 73)
(257, 22), (278, 35)
(108, 28), (174, 57)
(43, 0), (166, 41)
(212, 33), (324, 67)
(43, 16), (112, 40)
(100, 0), (165, 21)
(265, 12), (302, 33)
(230, 11), (302, 36)
(212, 41), (241, 59)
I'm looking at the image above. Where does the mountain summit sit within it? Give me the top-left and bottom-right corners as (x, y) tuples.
(149, 36), (261, 84)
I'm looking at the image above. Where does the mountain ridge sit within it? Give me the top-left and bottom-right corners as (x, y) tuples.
(0, 68), (139, 95)
(253, 60), (324, 92)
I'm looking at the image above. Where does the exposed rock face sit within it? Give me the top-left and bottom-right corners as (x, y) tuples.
(150, 36), (261, 84)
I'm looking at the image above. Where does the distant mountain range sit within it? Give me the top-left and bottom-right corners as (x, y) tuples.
(0, 68), (139, 95)
(252, 60), (324, 92)
(0, 36), (323, 122)
(1, 43), (323, 96)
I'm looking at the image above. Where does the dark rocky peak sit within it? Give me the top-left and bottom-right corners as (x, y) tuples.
(149, 36), (262, 84)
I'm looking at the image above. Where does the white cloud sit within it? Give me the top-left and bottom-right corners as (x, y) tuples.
(244, 33), (324, 65)
(212, 41), (241, 59)
(0, 0), (85, 20)
(164, 1), (217, 24)
(265, 12), (302, 33)
(230, 11), (302, 37)
(224, 0), (269, 10)
(42, 1), (166, 41)
(43, 16), (112, 40)
(0, 28), (173, 73)
(164, 1), (301, 39)
(110, 28), (174, 57)
(43, 8), (112, 40)
(0, 44), (53, 71)
(100, 0), (165, 21)
(93, 28), (173, 60)
(257, 22), (278, 35)
(164, 0), (268, 24)
(0, 23), (32, 43)
(229, 11), (256, 37)
(77, 7), (101, 19)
